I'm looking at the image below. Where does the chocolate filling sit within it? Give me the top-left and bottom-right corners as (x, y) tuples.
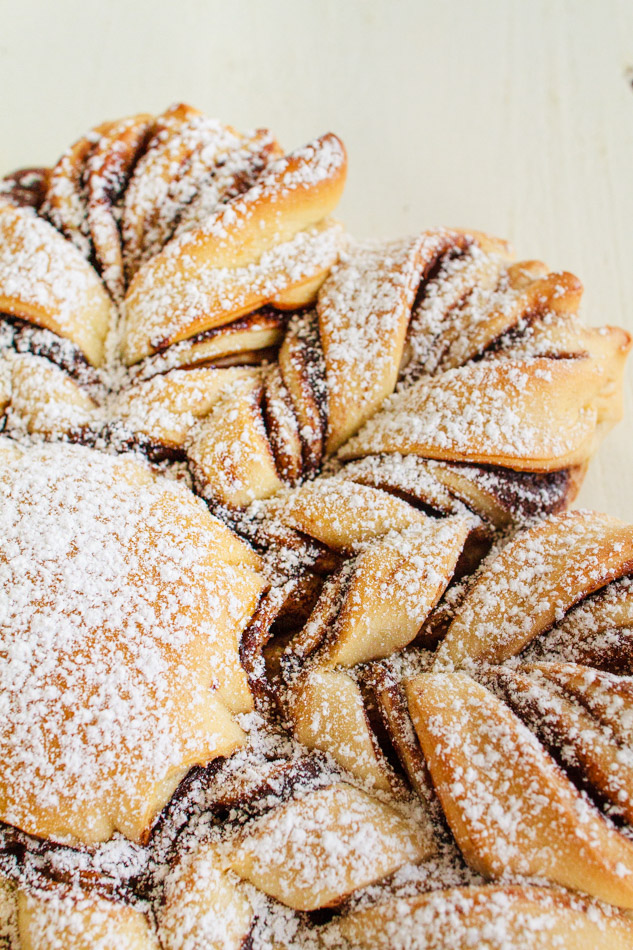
(0, 168), (50, 211)
(1, 314), (104, 397)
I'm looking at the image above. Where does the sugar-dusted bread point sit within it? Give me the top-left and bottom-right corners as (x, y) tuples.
(319, 233), (455, 453)
(226, 783), (429, 910)
(339, 356), (616, 471)
(487, 663), (633, 825)
(291, 668), (398, 791)
(262, 477), (433, 551)
(332, 885), (633, 950)
(110, 365), (258, 448)
(5, 351), (99, 436)
(122, 134), (347, 364)
(188, 372), (285, 506)
(434, 509), (633, 670)
(406, 672), (633, 908)
(0, 206), (114, 366)
(312, 518), (470, 668)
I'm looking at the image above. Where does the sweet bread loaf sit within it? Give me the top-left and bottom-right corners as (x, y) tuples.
(1, 104), (633, 948)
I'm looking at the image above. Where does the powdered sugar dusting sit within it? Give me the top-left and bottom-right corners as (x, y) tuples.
(0, 440), (264, 844)
(124, 219), (345, 363)
(0, 103), (632, 949)
(0, 207), (114, 365)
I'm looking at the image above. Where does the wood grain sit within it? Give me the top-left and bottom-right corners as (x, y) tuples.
(0, 0), (631, 516)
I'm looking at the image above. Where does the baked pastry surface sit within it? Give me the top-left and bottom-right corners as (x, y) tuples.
(1, 105), (633, 948)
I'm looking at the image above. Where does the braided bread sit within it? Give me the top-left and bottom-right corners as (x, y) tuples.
(1, 105), (632, 948)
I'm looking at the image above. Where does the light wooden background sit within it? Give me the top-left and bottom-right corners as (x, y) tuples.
(1, 0), (632, 518)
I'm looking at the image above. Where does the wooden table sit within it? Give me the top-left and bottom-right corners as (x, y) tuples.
(1, 0), (631, 517)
